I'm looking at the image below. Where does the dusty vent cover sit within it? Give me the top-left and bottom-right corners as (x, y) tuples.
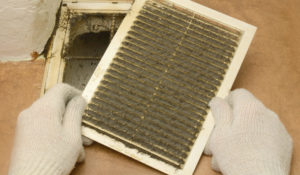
(81, 0), (256, 174)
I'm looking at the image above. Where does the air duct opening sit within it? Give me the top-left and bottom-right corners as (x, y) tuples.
(67, 31), (110, 58)
(62, 13), (125, 90)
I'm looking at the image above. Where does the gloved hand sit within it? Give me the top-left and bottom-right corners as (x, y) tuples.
(9, 84), (87, 175)
(204, 89), (293, 175)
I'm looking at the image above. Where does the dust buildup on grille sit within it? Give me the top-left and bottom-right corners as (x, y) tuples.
(83, 0), (241, 168)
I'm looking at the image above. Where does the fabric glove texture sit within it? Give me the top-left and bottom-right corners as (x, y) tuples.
(204, 89), (293, 175)
(9, 83), (87, 175)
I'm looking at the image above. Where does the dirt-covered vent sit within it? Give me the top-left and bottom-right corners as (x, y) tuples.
(81, 0), (256, 174)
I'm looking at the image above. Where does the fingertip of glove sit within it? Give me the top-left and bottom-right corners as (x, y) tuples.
(71, 95), (87, 107)
(63, 95), (87, 130)
(209, 97), (232, 126)
(65, 96), (87, 117)
(209, 97), (224, 107)
(228, 88), (266, 112)
(229, 88), (256, 103)
(82, 136), (94, 146)
(77, 147), (85, 163)
(204, 144), (212, 156)
(211, 157), (221, 172)
(47, 83), (82, 98)
(209, 97), (229, 110)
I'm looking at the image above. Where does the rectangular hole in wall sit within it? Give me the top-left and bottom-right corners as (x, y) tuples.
(62, 13), (125, 90)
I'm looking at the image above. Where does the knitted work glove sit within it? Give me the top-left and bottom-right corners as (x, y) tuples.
(204, 89), (293, 175)
(9, 84), (87, 175)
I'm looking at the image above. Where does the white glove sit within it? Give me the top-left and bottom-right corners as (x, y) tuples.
(204, 89), (293, 175)
(9, 84), (87, 175)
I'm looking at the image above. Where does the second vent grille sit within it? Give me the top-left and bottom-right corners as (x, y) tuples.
(83, 0), (241, 168)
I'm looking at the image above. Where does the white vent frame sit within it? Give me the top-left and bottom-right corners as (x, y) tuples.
(81, 0), (256, 174)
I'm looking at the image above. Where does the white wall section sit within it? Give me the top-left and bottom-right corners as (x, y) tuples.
(0, 0), (61, 61)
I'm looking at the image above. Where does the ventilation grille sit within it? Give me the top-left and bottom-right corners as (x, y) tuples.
(82, 0), (255, 173)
